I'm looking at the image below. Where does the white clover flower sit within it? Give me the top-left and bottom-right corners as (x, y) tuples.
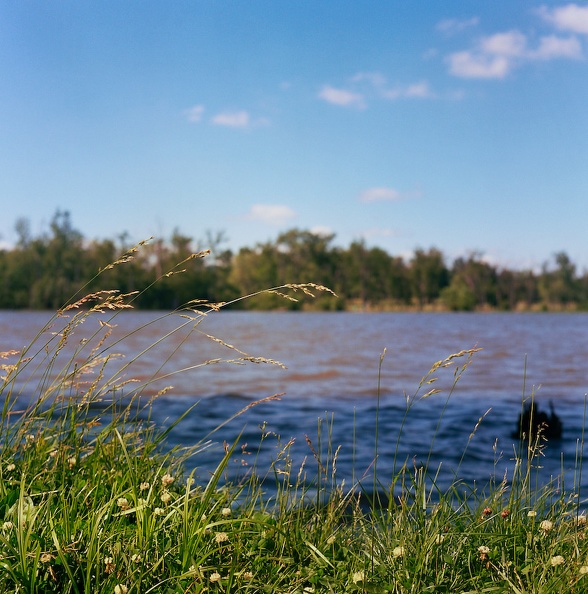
(576, 515), (587, 526)
(550, 555), (565, 566)
(579, 565), (588, 575)
(243, 571), (253, 580)
(161, 491), (172, 504)
(478, 545), (490, 556)
(352, 570), (365, 584)
(67, 456), (77, 468)
(392, 545), (404, 558)
(153, 507), (165, 516)
(6, 463), (15, 472)
(116, 497), (130, 511)
(114, 585), (128, 594)
(210, 572), (221, 583)
(527, 510), (537, 518)
(221, 507), (231, 517)
(215, 531), (229, 544)
(139, 482), (150, 491)
(540, 519), (554, 533)
(161, 473), (174, 487)
(2, 522), (14, 531)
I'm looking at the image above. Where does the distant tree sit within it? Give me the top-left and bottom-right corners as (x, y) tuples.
(538, 251), (579, 306)
(410, 248), (449, 307)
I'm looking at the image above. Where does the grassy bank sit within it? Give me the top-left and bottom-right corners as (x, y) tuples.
(1, 249), (587, 593)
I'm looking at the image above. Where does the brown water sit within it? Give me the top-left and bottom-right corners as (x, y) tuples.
(2, 310), (588, 499)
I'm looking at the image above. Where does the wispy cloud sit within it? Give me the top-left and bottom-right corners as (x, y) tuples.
(184, 105), (205, 123)
(360, 186), (422, 203)
(436, 17), (480, 36)
(245, 204), (296, 226)
(212, 110), (251, 128)
(318, 85), (366, 109)
(447, 28), (582, 79)
(538, 3), (588, 34)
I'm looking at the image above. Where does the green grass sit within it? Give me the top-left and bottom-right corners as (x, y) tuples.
(1, 244), (588, 593)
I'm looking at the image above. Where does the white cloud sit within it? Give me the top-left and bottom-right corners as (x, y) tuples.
(448, 28), (582, 79)
(245, 204), (296, 226)
(359, 187), (402, 203)
(318, 85), (366, 109)
(404, 81), (434, 98)
(185, 105), (205, 123)
(436, 17), (480, 35)
(212, 110), (251, 128)
(538, 3), (588, 34)
(531, 35), (582, 59)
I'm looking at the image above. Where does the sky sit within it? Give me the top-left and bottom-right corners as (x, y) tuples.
(1, 1), (587, 271)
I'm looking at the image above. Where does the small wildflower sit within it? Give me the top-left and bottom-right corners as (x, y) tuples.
(579, 565), (588, 575)
(116, 497), (130, 511)
(104, 557), (115, 574)
(67, 456), (77, 468)
(210, 572), (221, 583)
(478, 545), (490, 560)
(2, 522), (14, 531)
(527, 510), (537, 518)
(6, 463), (15, 472)
(161, 491), (172, 504)
(482, 507), (492, 516)
(501, 509), (511, 518)
(161, 473), (174, 487)
(577, 515), (587, 526)
(40, 553), (53, 563)
(154, 507), (165, 516)
(139, 482), (150, 491)
(114, 585), (128, 594)
(540, 519), (554, 533)
(550, 555), (565, 566)
(243, 571), (253, 580)
(221, 507), (231, 517)
(392, 545), (404, 558)
(215, 531), (229, 544)
(352, 570), (365, 584)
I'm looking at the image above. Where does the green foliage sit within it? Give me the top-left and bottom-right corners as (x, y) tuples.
(1, 250), (588, 593)
(1, 211), (588, 311)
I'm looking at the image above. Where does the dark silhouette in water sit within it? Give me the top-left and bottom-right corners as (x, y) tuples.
(513, 401), (563, 440)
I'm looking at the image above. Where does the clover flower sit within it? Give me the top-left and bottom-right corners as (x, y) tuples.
(139, 482), (150, 491)
(161, 491), (172, 504)
(540, 519), (554, 533)
(161, 473), (174, 487)
(579, 565), (588, 575)
(2, 522), (14, 531)
(153, 507), (165, 516)
(116, 497), (130, 511)
(6, 463), (15, 472)
(527, 510), (537, 518)
(392, 546), (404, 558)
(550, 555), (565, 566)
(221, 507), (231, 517)
(210, 572), (221, 583)
(352, 570), (365, 584)
(114, 585), (128, 594)
(215, 531), (229, 544)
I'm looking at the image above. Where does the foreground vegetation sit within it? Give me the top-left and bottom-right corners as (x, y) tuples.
(1, 210), (588, 311)
(1, 243), (588, 593)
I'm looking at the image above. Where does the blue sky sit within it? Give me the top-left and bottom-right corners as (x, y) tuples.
(1, 1), (587, 270)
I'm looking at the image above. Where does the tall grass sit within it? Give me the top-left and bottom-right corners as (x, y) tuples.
(1, 242), (587, 593)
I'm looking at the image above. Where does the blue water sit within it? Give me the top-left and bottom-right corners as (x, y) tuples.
(1, 310), (588, 502)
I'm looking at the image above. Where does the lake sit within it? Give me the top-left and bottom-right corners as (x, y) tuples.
(1, 310), (588, 501)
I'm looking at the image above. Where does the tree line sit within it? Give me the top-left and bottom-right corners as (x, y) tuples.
(1, 210), (587, 311)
